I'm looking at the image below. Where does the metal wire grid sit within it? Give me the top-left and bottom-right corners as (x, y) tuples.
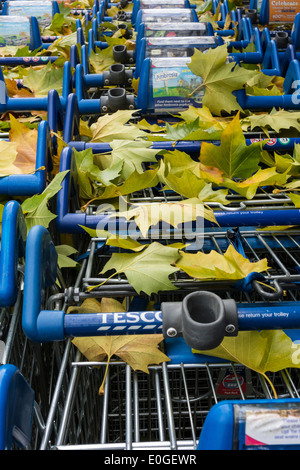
(38, 345), (300, 450)
(83, 179), (294, 215)
(37, 254), (300, 450)
(76, 229), (300, 297)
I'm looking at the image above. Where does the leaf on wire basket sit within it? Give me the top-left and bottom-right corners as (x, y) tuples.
(193, 330), (300, 398)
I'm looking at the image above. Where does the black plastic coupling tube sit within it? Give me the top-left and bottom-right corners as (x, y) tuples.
(113, 44), (135, 64)
(275, 31), (289, 49)
(102, 63), (133, 86)
(116, 10), (128, 21)
(117, 22), (133, 39)
(161, 291), (238, 350)
(246, 9), (257, 23)
(100, 88), (135, 112)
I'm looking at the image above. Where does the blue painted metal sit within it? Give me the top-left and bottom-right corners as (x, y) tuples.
(0, 364), (34, 450)
(0, 201), (26, 308)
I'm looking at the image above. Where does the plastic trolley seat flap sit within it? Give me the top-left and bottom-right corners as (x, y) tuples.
(198, 398), (300, 450)
(0, 15), (43, 50)
(134, 8), (198, 30)
(0, 364), (35, 450)
(134, 35), (220, 79)
(131, 0), (191, 25)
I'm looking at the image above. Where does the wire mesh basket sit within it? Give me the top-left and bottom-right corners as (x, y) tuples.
(38, 327), (300, 450)
(35, 228), (300, 450)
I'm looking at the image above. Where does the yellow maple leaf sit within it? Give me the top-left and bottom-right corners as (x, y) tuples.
(8, 114), (38, 174)
(176, 244), (269, 281)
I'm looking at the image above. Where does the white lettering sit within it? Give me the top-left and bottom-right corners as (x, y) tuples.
(127, 312), (140, 323)
(141, 311), (155, 322)
(114, 313), (126, 323)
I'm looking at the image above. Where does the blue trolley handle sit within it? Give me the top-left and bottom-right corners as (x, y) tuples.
(0, 201), (27, 308)
(22, 226), (300, 348)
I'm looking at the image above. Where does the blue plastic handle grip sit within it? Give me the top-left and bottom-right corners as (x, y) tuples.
(0, 201), (26, 308)
(22, 225), (62, 343)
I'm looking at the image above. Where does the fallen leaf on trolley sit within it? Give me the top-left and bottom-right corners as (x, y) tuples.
(69, 298), (170, 395)
(176, 244), (269, 280)
(97, 242), (181, 295)
(9, 115), (38, 174)
(5, 79), (33, 98)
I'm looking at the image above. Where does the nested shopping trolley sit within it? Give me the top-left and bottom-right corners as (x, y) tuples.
(21, 222), (300, 450)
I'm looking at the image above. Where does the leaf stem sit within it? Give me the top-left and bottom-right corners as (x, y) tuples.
(261, 372), (278, 399)
(86, 270), (119, 292)
(188, 83), (205, 99)
(98, 355), (111, 395)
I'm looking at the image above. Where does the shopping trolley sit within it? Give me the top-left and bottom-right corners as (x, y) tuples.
(20, 224), (300, 449)
(55, 115), (300, 236)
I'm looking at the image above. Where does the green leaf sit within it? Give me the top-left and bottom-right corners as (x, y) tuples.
(158, 155), (229, 204)
(193, 330), (300, 397)
(175, 105), (230, 131)
(96, 242), (181, 295)
(163, 118), (222, 141)
(242, 108), (300, 133)
(187, 44), (262, 115)
(56, 244), (78, 268)
(114, 197), (218, 237)
(90, 109), (145, 142)
(21, 170), (69, 231)
(97, 140), (160, 179)
(89, 46), (116, 74)
(288, 192), (300, 208)
(43, 12), (76, 35)
(74, 148), (124, 200)
(94, 168), (159, 200)
(199, 112), (261, 179)
(161, 168), (229, 204)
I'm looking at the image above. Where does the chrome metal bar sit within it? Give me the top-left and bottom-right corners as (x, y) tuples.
(100, 367), (110, 444)
(126, 365), (133, 451)
(180, 363), (197, 449)
(39, 339), (73, 450)
(162, 362), (177, 450)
